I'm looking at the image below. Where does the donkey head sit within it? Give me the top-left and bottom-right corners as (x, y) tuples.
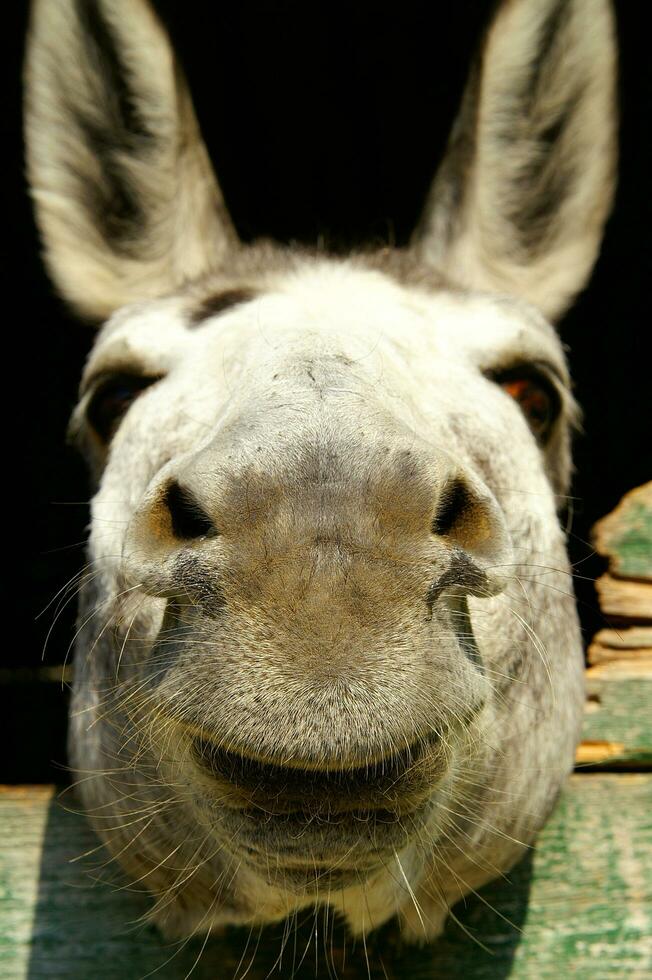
(26, 0), (616, 941)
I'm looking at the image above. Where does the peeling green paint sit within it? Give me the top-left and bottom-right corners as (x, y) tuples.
(1, 776), (650, 979)
(607, 501), (652, 580)
(580, 669), (652, 768)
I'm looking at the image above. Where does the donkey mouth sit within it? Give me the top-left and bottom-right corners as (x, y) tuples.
(190, 735), (436, 886)
(190, 731), (443, 813)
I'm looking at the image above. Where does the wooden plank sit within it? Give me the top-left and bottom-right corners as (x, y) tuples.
(588, 645), (652, 667)
(590, 627), (652, 652)
(1, 777), (650, 979)
(577, 661), (652, 768)
(595, 575), (652, 621)
(593, 482), (652, 582)
(588, 627), (652, 665)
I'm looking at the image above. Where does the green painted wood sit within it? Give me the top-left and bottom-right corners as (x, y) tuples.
(594, 483), (652, 582)
(578, 662), (652, 768)
(1, 776), (650, 979)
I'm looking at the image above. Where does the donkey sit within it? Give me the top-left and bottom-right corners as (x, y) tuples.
(25, 0), (616, 943)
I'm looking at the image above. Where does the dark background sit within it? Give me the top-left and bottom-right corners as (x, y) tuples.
(4, 2), (650, 780)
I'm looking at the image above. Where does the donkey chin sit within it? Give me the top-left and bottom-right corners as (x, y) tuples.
(135, 674), (487, 936)
(185, 730), (451, 895)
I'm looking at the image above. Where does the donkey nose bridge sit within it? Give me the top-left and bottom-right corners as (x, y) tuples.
(129, 430), (511, 588)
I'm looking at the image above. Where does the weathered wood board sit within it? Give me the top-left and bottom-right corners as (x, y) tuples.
(576, 660), (652, 768)
(593, 483), (652, 582)
(1, 777), (650, 979)
(576, 482), (652, 768)
(595, 575), (652, 621)
(588, 628), (652, 666)
(592, 482), (652, 624)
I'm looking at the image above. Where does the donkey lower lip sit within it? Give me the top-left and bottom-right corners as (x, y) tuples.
(239, 842), (389, 874)
(220, 807), (426, 883)
(239, 859), (383, 891)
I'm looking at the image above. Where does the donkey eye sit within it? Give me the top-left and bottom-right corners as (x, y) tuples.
(497, 373), (559, 443)
(87, 374), (160, 442)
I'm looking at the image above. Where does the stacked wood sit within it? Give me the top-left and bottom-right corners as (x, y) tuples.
(576, 482), (652, 768)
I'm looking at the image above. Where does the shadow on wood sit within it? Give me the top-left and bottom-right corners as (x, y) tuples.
(24, 792), (532, 979)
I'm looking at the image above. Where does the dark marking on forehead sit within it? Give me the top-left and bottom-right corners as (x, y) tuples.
(188, 288), (259, 327)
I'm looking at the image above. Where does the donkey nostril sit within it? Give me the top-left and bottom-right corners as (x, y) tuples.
(431, 479), (470, 538)
(165, 481), (218, 540)
(430, 475), (509, 566)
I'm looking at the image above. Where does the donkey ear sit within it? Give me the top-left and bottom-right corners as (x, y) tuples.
(24, 0), (237, 321)
(412, 0), (617, 322)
